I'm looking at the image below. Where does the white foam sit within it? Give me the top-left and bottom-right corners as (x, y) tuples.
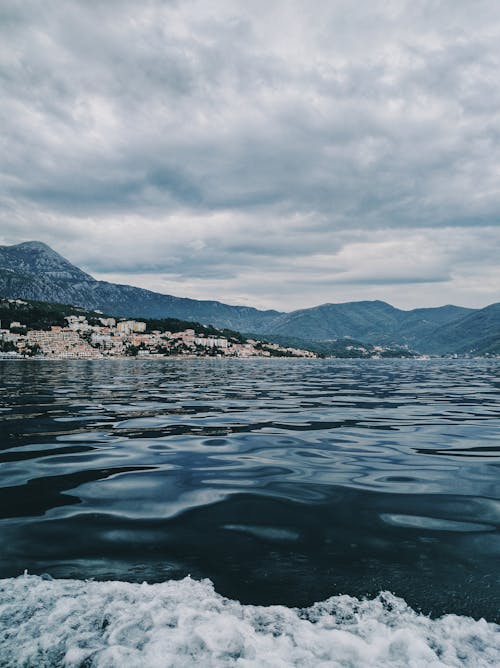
(0, 575), (498, 667)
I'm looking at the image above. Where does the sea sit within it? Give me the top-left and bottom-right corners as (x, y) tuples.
(0, 358), (499, 666)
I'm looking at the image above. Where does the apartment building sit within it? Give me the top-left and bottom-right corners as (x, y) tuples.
(27, 328), (102, 359)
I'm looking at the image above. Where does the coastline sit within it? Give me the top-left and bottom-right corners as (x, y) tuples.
(0, 354), (319, 362)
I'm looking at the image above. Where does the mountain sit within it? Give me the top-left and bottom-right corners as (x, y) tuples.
(0, 241), (498, 354)
(0, 241), (93, 282)
(257, 300), (404, 339)
(421, 303), (500, 354)
(0, 242), (281, 332)
(392, 305), (474, 349)
(257, 301), (476, 351)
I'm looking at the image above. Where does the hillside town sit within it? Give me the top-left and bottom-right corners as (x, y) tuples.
(0, 302), (316, 360)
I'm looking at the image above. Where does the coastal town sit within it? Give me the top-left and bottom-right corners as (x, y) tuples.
(0, 299), (316, 360)
(3, 297), (488, 360)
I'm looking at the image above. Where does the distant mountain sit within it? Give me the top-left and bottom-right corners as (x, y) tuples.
(255, 302), (500, 355)
(257, 301), (476, 351)
(391, 305), (475, 349)
(258, 300), (404, 339)
(0, 242), (281, 332)
(422, 303), (500, 354)
(0, 241), (93, 282)
(0, 241), (498, 354)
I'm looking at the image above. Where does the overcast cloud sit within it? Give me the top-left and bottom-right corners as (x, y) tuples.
(1, 0), (499, 310)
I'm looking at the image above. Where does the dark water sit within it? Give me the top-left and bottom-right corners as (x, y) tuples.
(1, 358), (499, 621)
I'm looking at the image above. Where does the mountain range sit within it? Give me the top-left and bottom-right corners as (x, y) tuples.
(0, 241), (498, 355)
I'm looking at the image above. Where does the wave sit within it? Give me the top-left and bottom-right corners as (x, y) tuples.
(0, 575), (498, 667)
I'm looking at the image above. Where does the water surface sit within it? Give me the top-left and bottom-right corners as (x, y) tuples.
(0, 358), (499, 623)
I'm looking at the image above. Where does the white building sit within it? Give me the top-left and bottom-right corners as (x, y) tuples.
(194, 336), (228, 348)
(117, 320), (147, 334)
(99, 317), (116, 327)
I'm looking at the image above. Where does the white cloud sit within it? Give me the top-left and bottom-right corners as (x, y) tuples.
(0, 0), (499, 309)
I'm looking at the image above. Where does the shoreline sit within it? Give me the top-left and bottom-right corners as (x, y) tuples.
(0, 355), (497, 362)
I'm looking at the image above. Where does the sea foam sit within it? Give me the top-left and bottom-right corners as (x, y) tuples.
(0, 574), (498, 667)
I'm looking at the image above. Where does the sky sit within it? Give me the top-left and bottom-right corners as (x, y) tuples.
(1, 0), (499, 311)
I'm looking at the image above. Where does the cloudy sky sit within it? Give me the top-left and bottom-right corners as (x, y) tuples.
(1, 0), (499, 310)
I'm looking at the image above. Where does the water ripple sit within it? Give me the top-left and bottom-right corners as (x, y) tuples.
(0, 358), (499, 619)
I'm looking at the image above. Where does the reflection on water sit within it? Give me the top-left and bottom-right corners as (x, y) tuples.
(0, 358), (499, 620)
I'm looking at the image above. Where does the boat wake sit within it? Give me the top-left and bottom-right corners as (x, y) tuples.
(1, 574), (498, 667)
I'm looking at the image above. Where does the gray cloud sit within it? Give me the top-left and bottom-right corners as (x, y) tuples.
(0, 0), (499, 309)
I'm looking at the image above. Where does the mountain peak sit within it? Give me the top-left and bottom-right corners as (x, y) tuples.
(0, 240), (94, 283)
(11, 240), (68, 259)
(14, 240), (53, 251)
(313, 299), (395, 311)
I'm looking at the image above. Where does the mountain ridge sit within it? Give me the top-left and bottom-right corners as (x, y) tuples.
(0, 241), (498, 354)
(0, 241), (282, 332)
